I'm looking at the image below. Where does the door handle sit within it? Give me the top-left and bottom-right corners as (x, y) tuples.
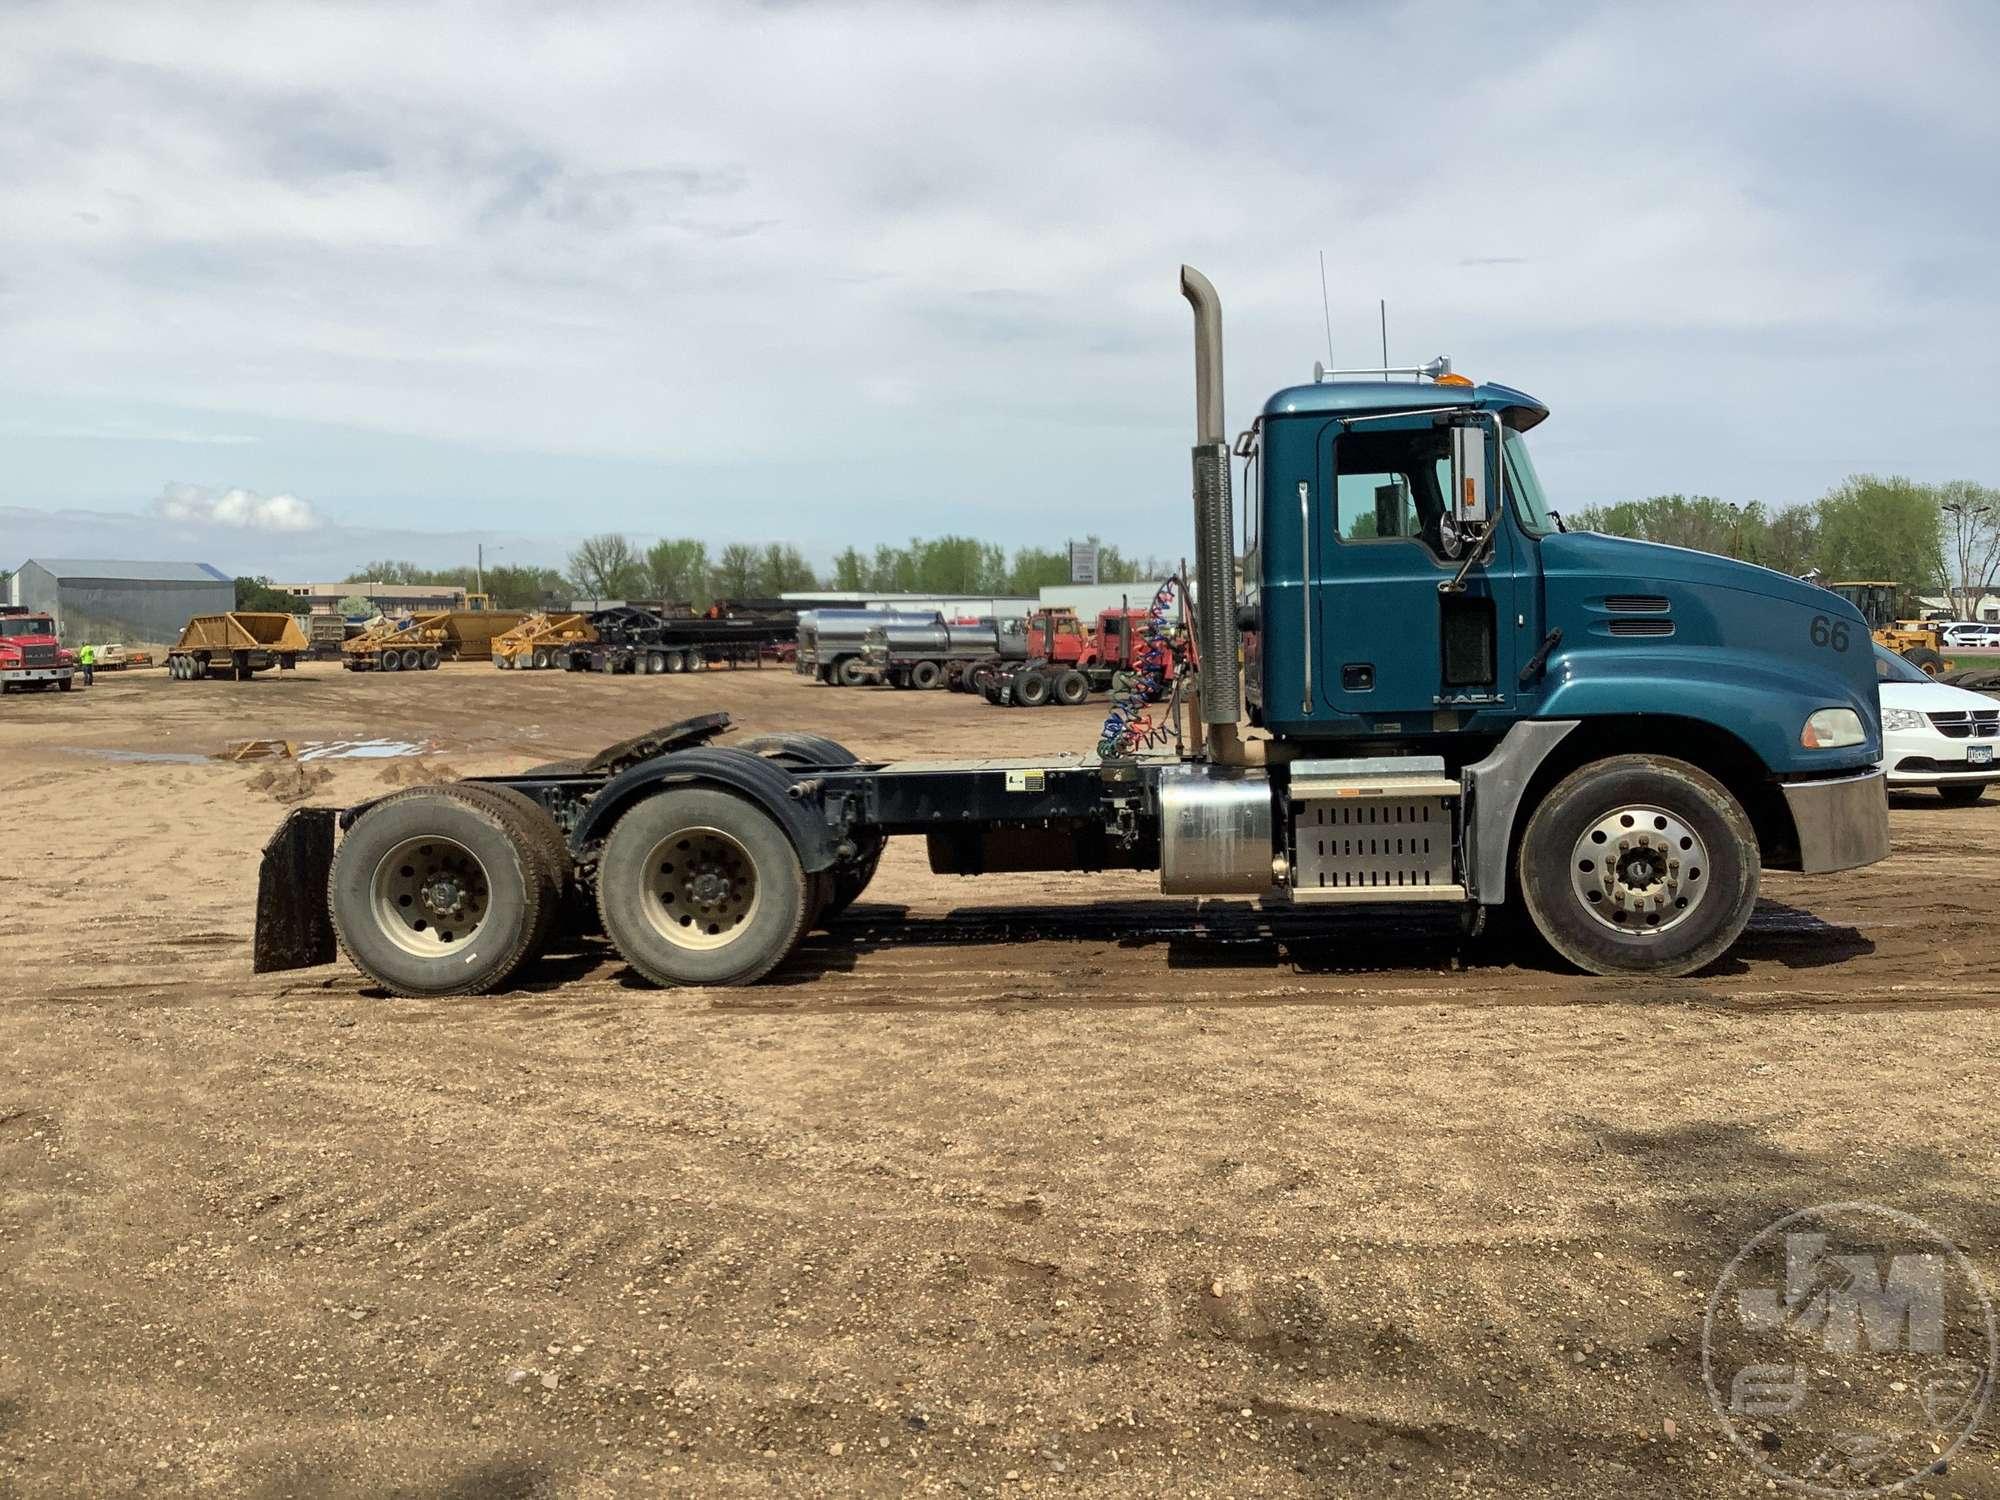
(1298, 481), (1312, 714)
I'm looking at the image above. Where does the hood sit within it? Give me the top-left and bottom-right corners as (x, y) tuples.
(1555, 531), (1860, 618)
(1880, 678), (2000, 713)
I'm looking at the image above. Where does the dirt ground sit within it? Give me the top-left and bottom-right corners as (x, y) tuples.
(2, 660), (1996, 1498)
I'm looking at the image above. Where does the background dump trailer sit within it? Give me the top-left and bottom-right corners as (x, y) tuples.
(259, 264), (1891, 998)
(862, 614), (1028, 689)
(167, 613), (306, 681)
(560, 604), (798, 675)
(343, 610), (528, 671)
(305, 614), (349, 660)
(493, 613), (596, 669)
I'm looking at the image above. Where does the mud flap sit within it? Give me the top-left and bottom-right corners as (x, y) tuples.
(253, 807), (338, 972)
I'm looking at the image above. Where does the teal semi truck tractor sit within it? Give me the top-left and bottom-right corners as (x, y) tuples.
(253, 267), (1890, 994)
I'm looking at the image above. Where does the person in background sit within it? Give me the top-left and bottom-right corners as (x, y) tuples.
(78, 642), (95, 687)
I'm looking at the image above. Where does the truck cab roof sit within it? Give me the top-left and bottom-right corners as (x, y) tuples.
(1261, 378), (1549, 431)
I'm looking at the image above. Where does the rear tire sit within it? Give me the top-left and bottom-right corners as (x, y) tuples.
(532, 648), (551, 670)
(1014, 668), (1052, 708)
(735, 733), (882, 918)
(329, 786), (554, 997)
(1903, 646), (1946, 676)
(836, 657), (867, 688)
(1938, 783), (1989, 806)
(1054, 668), (1090, 705)
(1517, 754), (1758, 977)
(382, 651), (401, 672)
(910, 659), (942, 690)
(595, 788), (809, 986)
(421, 648), (441, 670)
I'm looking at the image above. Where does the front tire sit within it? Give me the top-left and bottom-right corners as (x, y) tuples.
(1903, 646), (1946, 676)
(1938, 782), (1989, 806)
(1517, 755), (1759, 977)
(596, 788), (810, 986)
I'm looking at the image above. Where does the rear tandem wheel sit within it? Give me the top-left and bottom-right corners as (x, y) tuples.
(327, 784), (562, 996)
(595, 787), (811, 986)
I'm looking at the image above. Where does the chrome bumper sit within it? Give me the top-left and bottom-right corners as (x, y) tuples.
(1781, 768), (1890, 874)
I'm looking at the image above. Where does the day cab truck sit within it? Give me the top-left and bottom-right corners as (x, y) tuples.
(0, 607), (75, 692)
(255, 265), (1889, 997)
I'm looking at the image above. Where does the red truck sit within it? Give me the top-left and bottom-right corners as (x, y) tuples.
(981, 605), (1184, 707)
(0, 607), (77, 693)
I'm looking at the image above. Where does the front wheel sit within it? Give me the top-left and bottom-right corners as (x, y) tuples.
(1517, 754), (1759, 977)
(596, 788), (810, 986)
(1903, 646), (1946, 676)
(1938, 782), (1989, 806)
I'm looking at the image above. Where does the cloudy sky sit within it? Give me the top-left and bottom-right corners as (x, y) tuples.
(2, 1), (1996, 576)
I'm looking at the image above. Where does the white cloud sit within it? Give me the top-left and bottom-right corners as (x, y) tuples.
(153, 481), (321, 531)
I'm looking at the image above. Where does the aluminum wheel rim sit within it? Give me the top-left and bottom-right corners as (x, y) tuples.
(1570, 804), (1708, 936)
(371, 836), (492, 956)
(643, 826), (761, 950)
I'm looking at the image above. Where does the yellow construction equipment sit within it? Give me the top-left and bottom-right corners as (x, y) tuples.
(1824, 582), (1951, 674)
(342, 610), (528, 672)
(492, 612), (597, 670)
(168, 612), (309, 682)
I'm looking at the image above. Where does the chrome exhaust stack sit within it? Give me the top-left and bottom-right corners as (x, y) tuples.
(1180, 266), (1245, 742)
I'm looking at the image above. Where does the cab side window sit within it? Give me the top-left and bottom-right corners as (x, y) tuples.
(1331, 429), (1450, 552)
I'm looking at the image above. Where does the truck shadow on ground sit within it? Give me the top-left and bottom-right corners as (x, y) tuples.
(711, 895), (1870, 989)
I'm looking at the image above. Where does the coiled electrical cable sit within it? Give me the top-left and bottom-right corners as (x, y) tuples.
(1096, 576), (1181, 758)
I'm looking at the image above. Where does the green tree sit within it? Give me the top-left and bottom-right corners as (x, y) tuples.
(829, 546), (869, 592)
(643, 539), (710, 608)
(479, 563), (571, 610)
(1763, 503), (1820, 578)
(336, 593), (373, 618)
(712, 543), (761, 599)
(753, 543), (815, 594)
(235, 575), (296, 611)
(1936, 480), (2000, 618)
(344, 560), (427, 584)
(568, 533), (645, 600)
(1812, 475), (1943, 590)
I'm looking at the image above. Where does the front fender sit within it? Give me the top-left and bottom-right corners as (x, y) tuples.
(1537, 647), (1879, 775)
(567, 747), (840, 872)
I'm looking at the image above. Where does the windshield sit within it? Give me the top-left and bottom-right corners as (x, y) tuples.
(1874, 644), (1930, 684)
(5, 617), (56, 636)
(1503, 430), (1555, 536)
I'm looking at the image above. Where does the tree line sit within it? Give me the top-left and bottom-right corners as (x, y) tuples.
(295, 533), (1170, 611)
(1568, 476), (2000, 617)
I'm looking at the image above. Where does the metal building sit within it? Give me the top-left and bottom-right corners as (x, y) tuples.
(7, 558), (233, 645)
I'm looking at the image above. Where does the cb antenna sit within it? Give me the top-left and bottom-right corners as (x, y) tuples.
(1380, 298), (1389, 381)
(1318, 251), (1335, 368)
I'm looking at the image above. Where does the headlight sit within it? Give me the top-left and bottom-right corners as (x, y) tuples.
(1800, 708), (1866, 748)
(1881, 707), (1926, 732)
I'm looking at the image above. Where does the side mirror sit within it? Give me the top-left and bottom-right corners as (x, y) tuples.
(1449, 424), (1489, 528)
